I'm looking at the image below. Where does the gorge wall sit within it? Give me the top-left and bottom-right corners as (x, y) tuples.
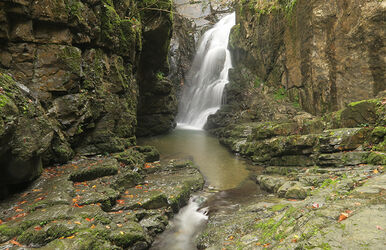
(0, 0), (176, 193)
(208, 0), (385, 129)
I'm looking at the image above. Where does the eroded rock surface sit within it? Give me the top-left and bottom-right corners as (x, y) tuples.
(0, 147), (204, 249)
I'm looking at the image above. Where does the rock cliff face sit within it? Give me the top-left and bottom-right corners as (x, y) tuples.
(219, 0), (385, 122)
(0, 0), (175, 194)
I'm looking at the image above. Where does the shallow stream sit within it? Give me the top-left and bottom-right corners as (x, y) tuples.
(139, 128), (264, 249)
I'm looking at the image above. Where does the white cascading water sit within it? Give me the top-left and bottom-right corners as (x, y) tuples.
(177, 13), (235, 129)
(150, 197), (208, 250)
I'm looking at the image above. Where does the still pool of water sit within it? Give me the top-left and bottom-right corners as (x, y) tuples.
(138, 128), (250, 190)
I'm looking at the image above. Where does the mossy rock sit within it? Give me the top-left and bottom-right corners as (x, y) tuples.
(135, 146), (160, 162)
(372, 126), (386, 138)
(113, 148), (145, 167)
(142, 194), (168, 210)
(366, 152), (386, 165)
(0, 224), (22, 242)
(41, 231), (120, 250)
(69, 165), (118, 182)
(113, 170), (143, 189)
(109, 221), (147, 248)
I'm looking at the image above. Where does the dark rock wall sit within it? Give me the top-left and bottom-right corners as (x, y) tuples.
(136, 0), (177, 137)
(225, 0), (385, 117)
(0, 0), (175, 190)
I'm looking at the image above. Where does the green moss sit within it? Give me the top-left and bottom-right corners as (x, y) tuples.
(274, 87), (287, 100)
(100, 0), (142, 55)
(255, 206), (297, 243)
(58, 46), (82, 75)
(69, 165), (118, 182)
(348, 99), (380, 107)
(0, 225), (22, 239)
(366, 152), (386, 165)
(372, 126), (386, 138)
(270, 204), (288, 212)
(320, 178), (339, 188)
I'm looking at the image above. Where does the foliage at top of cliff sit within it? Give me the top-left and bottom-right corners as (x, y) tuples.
(240, 0), (297, 15)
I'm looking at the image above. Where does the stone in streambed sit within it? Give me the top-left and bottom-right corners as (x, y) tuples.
(68, 158), (119, 182)
(277, 181), (308, 199)
(256, 175), (286, 193)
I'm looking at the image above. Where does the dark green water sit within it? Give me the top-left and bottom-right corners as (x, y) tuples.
(138, 128), (250, 190)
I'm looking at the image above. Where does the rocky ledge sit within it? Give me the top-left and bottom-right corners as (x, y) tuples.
(0, 146), (204, 249)
(197, 165), (385, 249)
(199, 95), (385, 249)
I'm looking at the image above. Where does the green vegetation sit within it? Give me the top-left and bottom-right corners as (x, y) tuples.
(274, 87), (287, 100)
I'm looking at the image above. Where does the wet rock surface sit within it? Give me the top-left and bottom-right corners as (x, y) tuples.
(0, 148), (204, 249)
(200, 96), (386, 249)
(197, 166), (385, 249)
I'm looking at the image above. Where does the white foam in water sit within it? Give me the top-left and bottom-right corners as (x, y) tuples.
(176, 13), (236, 129)
(151, 197), (208, 250)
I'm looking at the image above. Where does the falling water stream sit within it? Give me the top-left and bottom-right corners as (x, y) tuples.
(176, 13), (235, 129)
(139, 13), (259, 250)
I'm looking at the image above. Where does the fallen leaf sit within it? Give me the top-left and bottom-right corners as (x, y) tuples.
(85, 218), (93, 222)
(90, 224), (96, 229)
(92, 185), (97, 189)
(34, 226), (42, 231)
(227, 235), (234, 241)
(373, 169), (379, 174)
(291, 238), (298, 243)
(338, 213), (349, 222)
(263, 243), (271, 247)
(106, 225), (111, 229)
(66, 235), (75, 239)
(15, 208), (23, 213)
(376, 225), (383, 230)
(120, 231), (124, 235)
(9, 239), (23, 246)
(116, 200), (125, 205)
(74, 221), (82, 225)
(117, 224), (123, 227)
(0, 219), (3, 224)
(18, 200), (28, 205)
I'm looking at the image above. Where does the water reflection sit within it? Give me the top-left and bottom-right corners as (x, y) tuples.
(138, 128), (249, 190)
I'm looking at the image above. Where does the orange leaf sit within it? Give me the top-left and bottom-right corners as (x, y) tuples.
(74, 221), (82, 225)
(15, 208), (23, 213)
(85, 218), (92, 222)
(18, 200), (28, 205)
(9, 239), (23, 246)
(338, 213), (349, 222)
(66, 235), (75, 239)
(373, 169), (379, 174)
(34, 226), (42, 231)
(90, 224), (96, 229)
(34, 197), (45, 202)
(0, 219), (3, 224)
(291, 238), (298, 243)
(116, 200), (125, 205)
(117, 223), (123, 227)
(263, 243), (271, 247)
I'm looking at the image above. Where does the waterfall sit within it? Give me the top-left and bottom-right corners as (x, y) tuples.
(176, 13), (235, 129)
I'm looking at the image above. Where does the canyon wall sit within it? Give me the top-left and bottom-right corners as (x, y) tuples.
(214, 0), (385, 126)
(0, 0), (175, 192)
